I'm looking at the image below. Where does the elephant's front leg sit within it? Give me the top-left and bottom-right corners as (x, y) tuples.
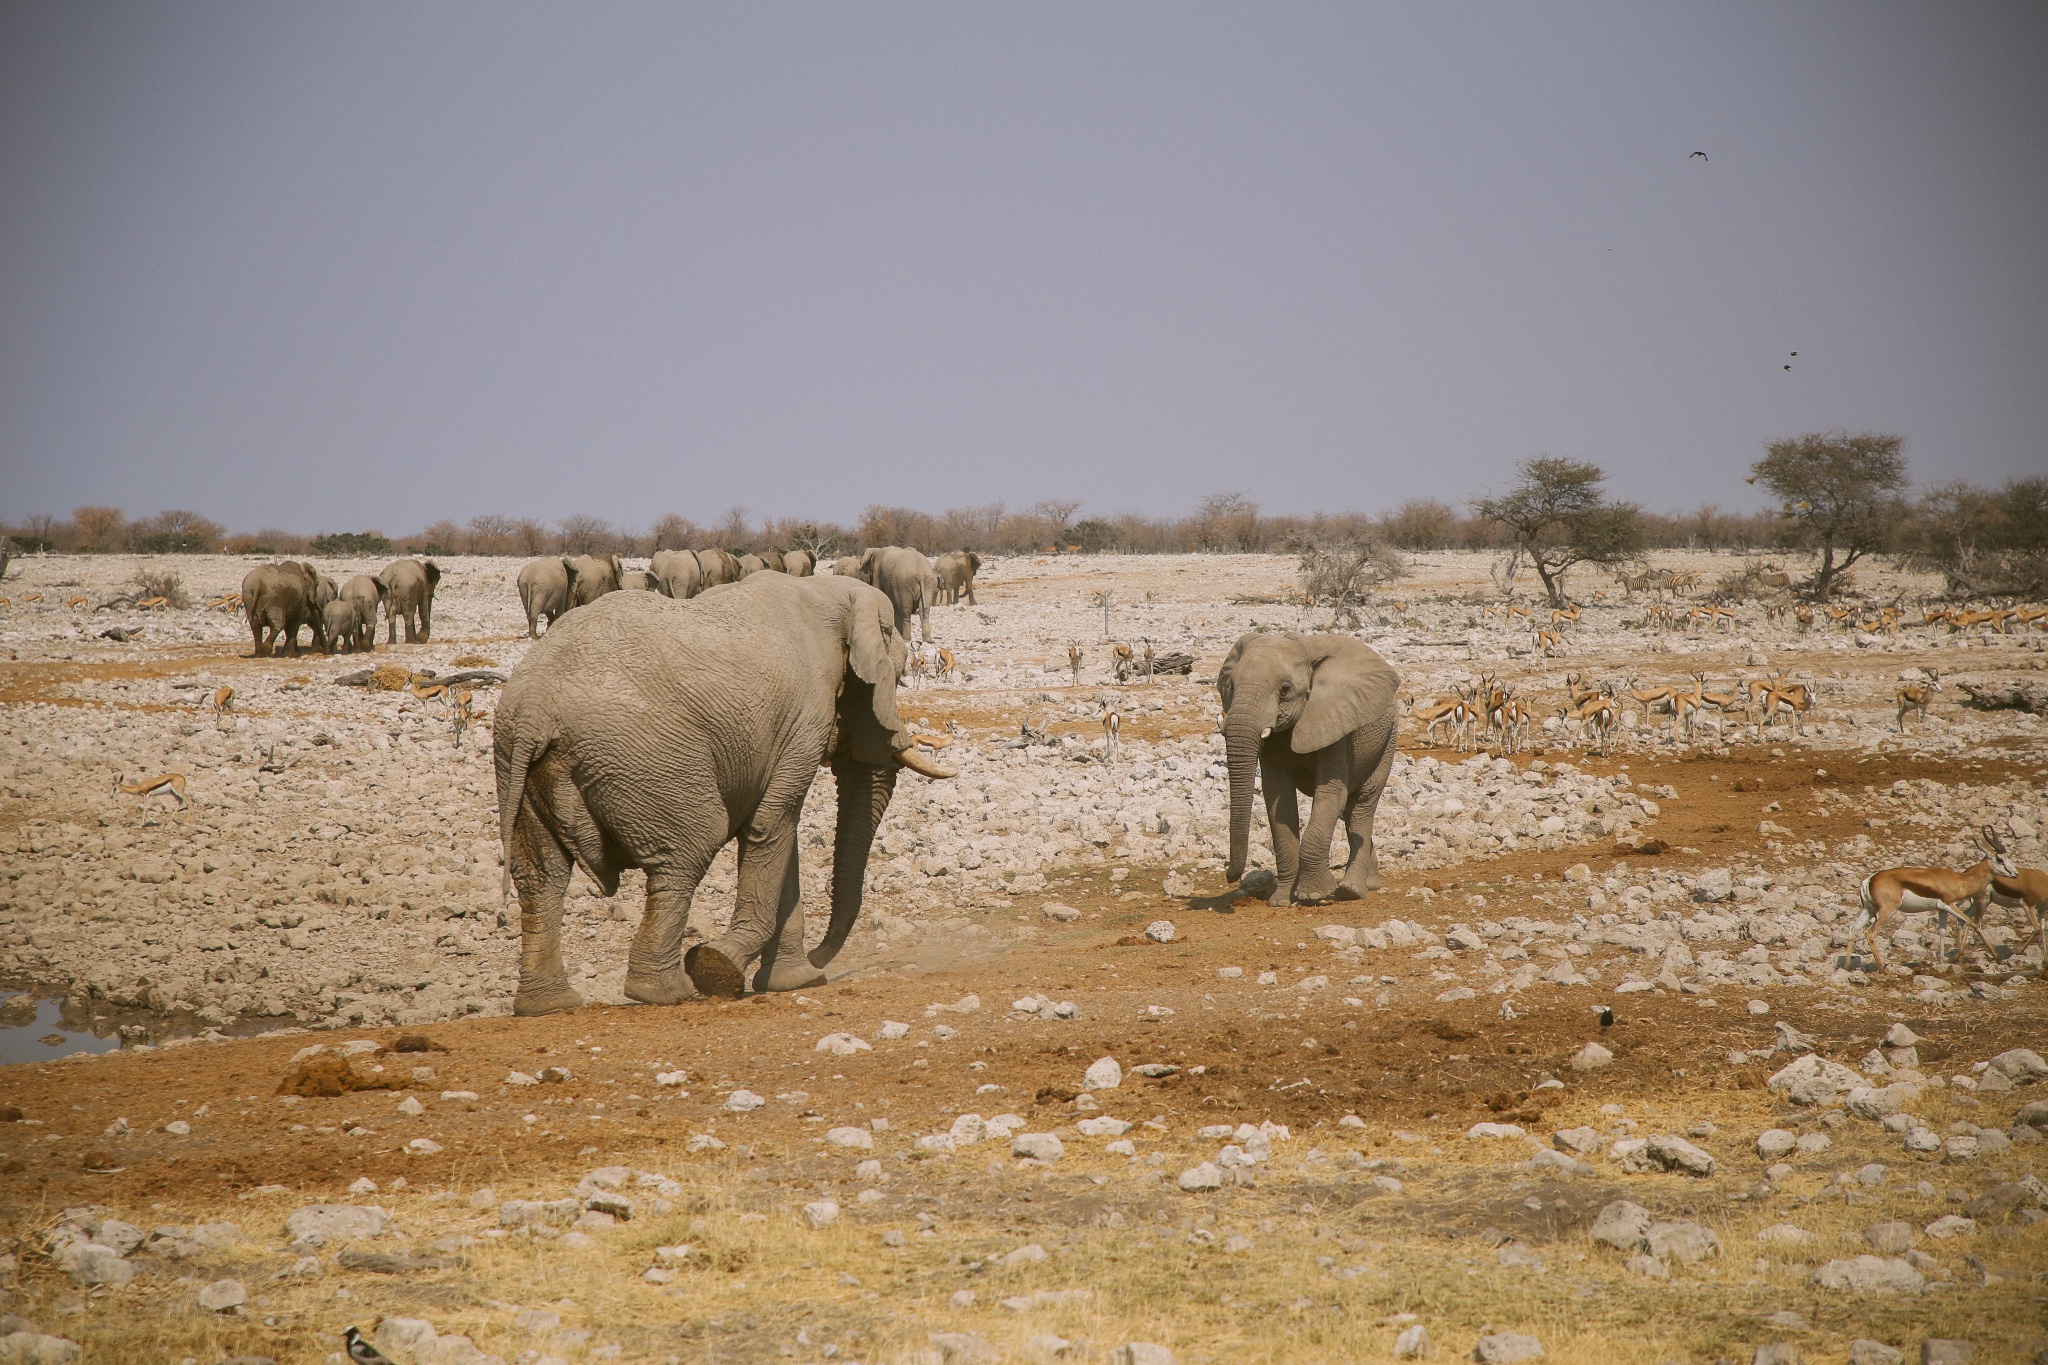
(752, 840), (825, 993)
(624, 866), (705, 1005)
(508, 805), (582, 1016)
(1291, 756), (1351, 904)
(1260, 742), (1302, 907)
(686, 818), (801, 998)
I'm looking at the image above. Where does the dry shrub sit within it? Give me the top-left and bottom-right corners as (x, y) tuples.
(1297, 537), (1405, 626)
(130, 567), (190, 608)
(451, 654), (497, 668)
(371, 664), (412, 691)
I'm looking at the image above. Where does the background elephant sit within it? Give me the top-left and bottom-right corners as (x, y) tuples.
(375, 559), (441, 643)
(1218, 632), (1400, 906)
(309, 574), (341, 652)
(340, 575), (385, 651)
(517, 558), (572, 637)
(566, 553), (623, 607)
(830, 556), (862, 577)
(935, 550), (981, 605)
(650, 549), (702, 600)
(859, 546), (938, 642)
(241, 561), (322, 657)
(493, 574), (953, 1014)
(695, 549), (744, 588)
(619, 569), (657, 591)
(321, 600), (365, 654)
(738, 553), (767, 577)
(783, 549), (816, 577)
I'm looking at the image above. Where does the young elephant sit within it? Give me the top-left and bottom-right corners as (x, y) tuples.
(339, 575), (385, 649)
(494, 574), (955, 1013)
(1219, 632), (1400, 905)
(320, 600), (364, 654)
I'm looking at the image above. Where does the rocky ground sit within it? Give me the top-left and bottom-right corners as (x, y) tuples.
(0, 548), (2044, 1364)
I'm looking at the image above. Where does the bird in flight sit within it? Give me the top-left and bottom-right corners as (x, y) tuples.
(1690, 151), (1708, 161)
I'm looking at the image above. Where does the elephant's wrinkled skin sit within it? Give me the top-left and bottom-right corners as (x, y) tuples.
(566, 554), (622, 608)
(1219, 633), (1400, 906)
(493, 574), (953, 1014)
(516, 558), (571, 637)
(860, 546), (938, 642)
(241, 561), (323, 657)
(375, 559), (441, 643)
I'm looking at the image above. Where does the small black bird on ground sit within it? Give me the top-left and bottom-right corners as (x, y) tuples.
(344, 1326), (394, 1365)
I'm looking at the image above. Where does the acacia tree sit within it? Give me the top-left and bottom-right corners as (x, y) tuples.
(1747, 431), (1906, 600)
(1472, 457), (1640, 607)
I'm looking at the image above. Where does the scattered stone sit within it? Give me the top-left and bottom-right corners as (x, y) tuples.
(1986, 1048), (2047, 1083)
(1012, 1133), (1064, 1162)
(1041, 903), (1082, 923)
(1111, 1346), (1174, 1365)
(1884, 1024), (1920, 1048)
(725, 1090), (765, 1112)
(1569, 1042), (1613, 1071)
(1083, 1057), (1123, 1090)
(1466, 1122), (1525, 1141)
(1473, 1331), (1545, 1362)
(285, 1205), (390, 1247)
(1767, 1053), (1862, 1106)
(1553, 1127), (1603, 1156)
(1755, 1224), (1814, 1247)
(826, 1126), (874, 1150)
(1862, 1222), (1918, 1255)
(1178, 1163), (1224, 1192)
(1646, 1221), (1721, 1264)
(1624, 1253), (1667, 1278)
(1591, 1200), (1653, 1252)
(1752, 1345), (1800, 1365)
(1923, 1215), (1976, 1239)
(803, 1201), (840, 1229)
(1144, 920), (1177, 943)
(1848, 1343), (1903, 1365)
(196, 1279), (245, 1312)
(1919, 1342), (1973, 1365)
(1812, 1256), (1925, 1294)
(1757, 1129), (1797, 1160)
(815, 1033), (872, 1057)
(1394, 1324), (1430, 1358)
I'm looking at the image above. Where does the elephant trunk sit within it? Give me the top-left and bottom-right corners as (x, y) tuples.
(1224, 709), (1266, 884)
(809, 758), (899, 969)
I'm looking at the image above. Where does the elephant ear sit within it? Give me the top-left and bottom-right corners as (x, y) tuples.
(1216, 637), (1248, 714)
(1294, 636), (1398, 754)
(840, 586), (906, 762)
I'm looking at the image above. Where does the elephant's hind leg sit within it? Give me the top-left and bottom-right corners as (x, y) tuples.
(753, 840), (825, 994)
(625, 865), (707, 1005)
(508, 792), (582, 1016)
(687, 817), (803, 998)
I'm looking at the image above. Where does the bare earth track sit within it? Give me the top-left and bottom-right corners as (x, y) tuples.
(0, 549), (2044, 1365)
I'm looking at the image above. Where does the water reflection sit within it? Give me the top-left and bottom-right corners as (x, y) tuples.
(0, 992), (122, 1066)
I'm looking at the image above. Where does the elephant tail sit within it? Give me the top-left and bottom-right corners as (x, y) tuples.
(493, 706), (557, 904)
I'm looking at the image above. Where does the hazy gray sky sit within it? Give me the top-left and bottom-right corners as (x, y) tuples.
(2, 3), (2043, 535)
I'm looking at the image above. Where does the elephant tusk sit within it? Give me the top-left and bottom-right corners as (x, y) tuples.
(894, 747), (956, 779)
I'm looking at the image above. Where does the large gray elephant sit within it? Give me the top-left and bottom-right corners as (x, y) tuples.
(241, 561), (323, 657)
(737, 553), (768, 577)
(494, 574), (953, 1014)
(619, 569), (657, 592)
(830, 556), (862, 577)
(1218, 633), (1400, 906)
(859, 546), (937, 642)
(375, 559), (441, 643)
(340, 575), (385, 651)
(695, 549), (744, 589)
(935, 550), (981, 605)
(783, 549), (816, 578)
(649, 549), (702, 600)
(516, 558), (571, 637)
(321, 600), (366, 654)
(566, 553), (623, 607)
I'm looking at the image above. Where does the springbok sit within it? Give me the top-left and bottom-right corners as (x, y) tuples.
(1111, 642), (1134, 681)
(65, 596), (89, 609)
(115, 772), (188, 808)
(1623, 675), (1679, 719)
(1531, 628), (1562, 657)
(1852, 826), (2018, 973)
(1067, 645), (1083, 686)
(1974, 856), (2048, 964)
(1410, 694), (1465, 749)
(1102, 709), (1120, 763)
(137, 596), (169, 610)
(935, 648), (957, 682)
(1896, 670), (1940, 731)
(1549, 604), (1580, 628)
(1562, 691), (1619, 755)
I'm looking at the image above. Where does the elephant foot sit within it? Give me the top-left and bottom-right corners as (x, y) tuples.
(1293, 874), (1340, 905)
(623, 969), (701, 1006)
(1266, 889), (1294, 908)
(685, 943), (748, 999)
(513, 982), (584, 1016)
(753, 959), (828, 993)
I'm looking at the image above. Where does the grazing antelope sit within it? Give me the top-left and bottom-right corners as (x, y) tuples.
(934, 647), (957, 682)
(1067, 645), (1083, 686)
(1480, 603), (1501, 621)
(207, 593), (243, 612)
(409, 679), (450, 704)
(1102, 709), (1120, 763)
(1502, 604), (1528, 622)
(1691, 671), (1751, 723)
(1549, 603), (1580, 628)
(451, 687), (477, 748)
(1623, 675), (1679, 718)
(1896, 670), (1939, 731)
(137, 596), (168, 610)
(65, 595), (89, 609)
(1794, 604), (1815, 631)
(1563, 672), (1599, 709)
(208, 685), (235, 726)
(1531, 628), (1562, 657)
(1111, 642), (1134, 682)
(1974, 857), (2048, 964)
(115, 772), (188, 808)
(1141, 642), (1155, 679)
(904, 645), (929, 688)
(1410, 694), (1466, 749)
(21, 593), (43, 603)
(1562, 691), (1619, 755)
(1853, 826), (2018, 972)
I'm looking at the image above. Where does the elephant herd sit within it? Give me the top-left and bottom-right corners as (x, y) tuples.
(516, 545), (982, 644)
(242, 558), (440, 658)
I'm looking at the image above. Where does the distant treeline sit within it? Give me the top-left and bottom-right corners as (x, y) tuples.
(4, 479), (2042, 596)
